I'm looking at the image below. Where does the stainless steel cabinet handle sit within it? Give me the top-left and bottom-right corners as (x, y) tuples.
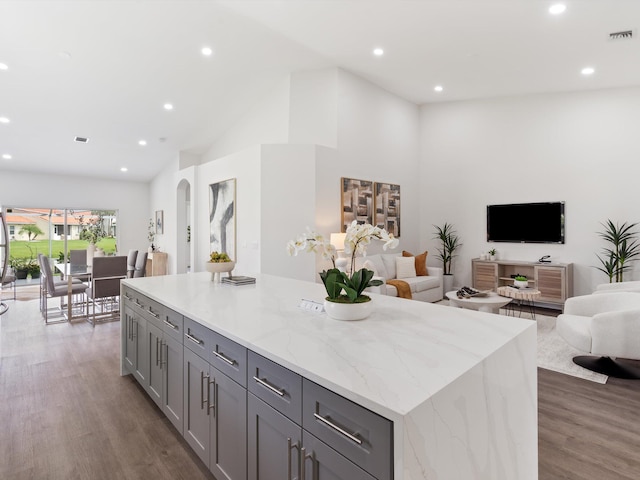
(300, 447), (315, 480)
(147, 308), (159, 318)
(212, 350), (236, 366)
(133, 320), (138, 339)
(185, 332), (202, 345)
(313, 413), (363, 445)
(287, 437), (300, 480)
(134, 299), (143, 309)
(208, 377), (216, 415)
(163, 319), (177, 330)
(124, 293), (132, 301)
(200, 371), (208, 410)
(156, 338), (160, 366)
(161, 342), (167, 368)
(253, 376), (285, 397)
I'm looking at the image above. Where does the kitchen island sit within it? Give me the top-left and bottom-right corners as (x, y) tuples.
(121, 272), (537, 480)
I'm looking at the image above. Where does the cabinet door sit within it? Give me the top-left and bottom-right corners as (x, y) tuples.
(133, 315), (148, 386)
(248, 393), (301, 480)
(146, 322), (163, 408)
(123, 306), (136, 374)
(183, 348), (211, 468)
(536, 266), (565, 303)
(473, 261), (498, 291)
(302, 432), (376, 480)
(210, 370), (247, 480)
(163, 333), (184, 434)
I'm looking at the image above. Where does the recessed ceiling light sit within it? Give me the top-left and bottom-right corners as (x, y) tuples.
(434, 85), (444, 92)
(0, 63), (8, 70)
(138, 140), (147, 146)
(201, 46), (213, 56)
(549, 4), (567, 15)
(581, 67), (595, 75)
(0, 117), (10, 124)
(373, 48), (384, 56)
(120, 167), (128, 172)
(163, 103), (174, 111)
(2, 154), (11, 160)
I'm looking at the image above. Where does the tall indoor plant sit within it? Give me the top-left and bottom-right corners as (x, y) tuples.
(434, 223), (462, 293)
(595, 219), (640, 283)
(287, 221), (398, 320)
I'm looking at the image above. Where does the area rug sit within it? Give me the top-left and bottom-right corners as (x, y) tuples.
(437, 300), (608, 384)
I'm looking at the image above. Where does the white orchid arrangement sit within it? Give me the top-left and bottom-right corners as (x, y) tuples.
(287, 221), (399, 303)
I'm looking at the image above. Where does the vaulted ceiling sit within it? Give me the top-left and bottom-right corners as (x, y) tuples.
(1, 1), (638, 182)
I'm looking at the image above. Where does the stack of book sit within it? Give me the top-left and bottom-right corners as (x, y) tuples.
(221, 276), (256, 286)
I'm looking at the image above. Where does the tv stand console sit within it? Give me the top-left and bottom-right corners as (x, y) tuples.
(472, 258), (573, 309)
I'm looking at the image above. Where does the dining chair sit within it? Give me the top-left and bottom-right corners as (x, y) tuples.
(133, 252), (148, 278)
(69, 249), (90, 283)
(41, 254), (89, 324)
(1, 269), (16, 301)
(87, 255), (127, 326)
(126, 249), (138, 279)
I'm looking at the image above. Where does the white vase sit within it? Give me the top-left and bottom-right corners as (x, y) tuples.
(489, 255), (496, 261)
(86, 243), (96, 265)
(324, 298), (373, 321)
(443, 274), (455, 294)
(514, 279), (529, 288)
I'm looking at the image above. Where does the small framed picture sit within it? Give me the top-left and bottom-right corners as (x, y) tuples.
(155, 210), (164, 234)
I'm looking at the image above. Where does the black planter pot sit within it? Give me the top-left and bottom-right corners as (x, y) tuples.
(30, 271), (41, 279)
(15, 268), (28, 280)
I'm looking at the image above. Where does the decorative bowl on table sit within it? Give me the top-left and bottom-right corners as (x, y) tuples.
(205, 261), (235, 282)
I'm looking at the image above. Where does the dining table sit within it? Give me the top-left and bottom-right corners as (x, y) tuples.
(55, 262), (92, 321)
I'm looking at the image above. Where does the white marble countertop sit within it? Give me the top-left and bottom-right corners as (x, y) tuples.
(123, 272), (535, 422)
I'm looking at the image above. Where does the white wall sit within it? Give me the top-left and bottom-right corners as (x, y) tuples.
(419, 86), (640, 295)
(0, 170), (149, 255)
(204, 77), (291, 162)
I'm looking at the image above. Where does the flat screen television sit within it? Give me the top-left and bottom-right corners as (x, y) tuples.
(487, 202), (565, 244)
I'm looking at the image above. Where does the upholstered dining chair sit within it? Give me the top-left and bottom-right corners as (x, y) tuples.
(1, 269), (16, 301)
(126, 249), (138, 278)
(557, 292), (640, 379)
(37, 254), (84, 313)
(69, 249), (90, 283)
(86, 256), (127, 326)
(133, 251), (148, 278)
(40, 254), (89, 324)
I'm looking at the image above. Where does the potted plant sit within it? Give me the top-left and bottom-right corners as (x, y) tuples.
(10, 257), (29, 280)
(205, 251), (235, 282)
(488, 248), (497, 261)
(433, 223), (462, 294)
(595, 220), (640, 283)
(27, 260), (40, 279)
(514, 275), (528, 288)
(287, 221), (398, 320)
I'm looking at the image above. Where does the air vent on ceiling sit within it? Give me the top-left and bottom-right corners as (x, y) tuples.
(609, 29), (634, 41)
(74, 136), (89, 143)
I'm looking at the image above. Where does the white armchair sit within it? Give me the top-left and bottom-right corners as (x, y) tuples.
(594, 280), (640, 294)
(557, 292), (640, 378)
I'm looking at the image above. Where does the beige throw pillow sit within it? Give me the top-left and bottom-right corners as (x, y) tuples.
(395, 256), (417, 279)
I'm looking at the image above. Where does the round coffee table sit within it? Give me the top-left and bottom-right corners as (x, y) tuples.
(445, 290), (512, 314)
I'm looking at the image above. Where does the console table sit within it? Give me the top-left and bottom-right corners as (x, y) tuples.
(472, 258), (573, 308)
(120, 273), (537, 479)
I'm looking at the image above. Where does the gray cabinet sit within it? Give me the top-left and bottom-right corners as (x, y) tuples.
(183, 327), (247, 479)
(147, 322), (184, 434)
(123, 304), (148, 385)
(302, 431), (376, 480)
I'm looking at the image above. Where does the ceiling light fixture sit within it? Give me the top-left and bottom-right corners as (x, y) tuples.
(138, 140), (147, 146)
(581, 67), (595, 75)
(201, 46), (213, 56)
(373, 48), (384, 56)
(549, 4), (567, 15)
(0, 117), (10, 124)
(2, 154), (11, 160)
(434, 85), (444, 92)
(163, 103), (174, 111)
(120, 167), (128, 172)
(0, 63), (8, 70)
(74, 136), (89, 143)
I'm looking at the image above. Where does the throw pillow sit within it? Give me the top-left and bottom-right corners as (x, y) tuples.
(395, 256), (417, 279)
(403, 250), (428, 276)
(362, 259), (378, 277)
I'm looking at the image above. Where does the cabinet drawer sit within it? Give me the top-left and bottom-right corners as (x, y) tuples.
(302, 379), (392, 480)
(209, 331), (247, 387)
(139, 294), (163, 327)
(248, 351), (302, 424)
(183, 317), (211, 359)
(162, 306), (183, 342)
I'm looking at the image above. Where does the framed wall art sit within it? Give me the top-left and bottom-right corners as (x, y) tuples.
(155, 210), (164, 234)
(209, 178), (236, 259)
(341, 177), (373, 232)
(374, 182), (401, 237)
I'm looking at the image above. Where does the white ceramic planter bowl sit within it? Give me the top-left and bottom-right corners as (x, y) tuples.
(205, 261), (235, 282)
(514, 279), (529, 288)
(324, 298), (373, 321)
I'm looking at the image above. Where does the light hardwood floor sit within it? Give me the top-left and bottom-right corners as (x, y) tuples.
(1, 298), (639, 479)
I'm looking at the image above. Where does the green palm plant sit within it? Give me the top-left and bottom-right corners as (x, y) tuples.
(434, 223), (462, 275)
(595, 220), (640, 283)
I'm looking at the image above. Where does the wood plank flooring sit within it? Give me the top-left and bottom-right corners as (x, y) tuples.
(1, 299), (640, 479)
